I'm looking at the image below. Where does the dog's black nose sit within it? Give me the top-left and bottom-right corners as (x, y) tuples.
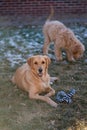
(38, 68), (43, 73)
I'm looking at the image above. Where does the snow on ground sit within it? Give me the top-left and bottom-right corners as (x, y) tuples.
(0, 24), (87, 67)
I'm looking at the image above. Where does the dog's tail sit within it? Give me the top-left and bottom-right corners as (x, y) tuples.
(46, 5), (54, 22)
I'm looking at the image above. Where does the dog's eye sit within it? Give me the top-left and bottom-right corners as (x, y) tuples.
(34, 62), (38, 65)
(42, 61), (45, 64)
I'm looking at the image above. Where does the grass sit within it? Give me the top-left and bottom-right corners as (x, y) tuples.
(0, 23), (87, 130)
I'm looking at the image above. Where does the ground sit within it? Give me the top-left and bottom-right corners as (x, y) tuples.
(0, 15), (87, 130)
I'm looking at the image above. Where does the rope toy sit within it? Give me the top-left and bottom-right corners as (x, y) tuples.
(56, 89), (76, 103)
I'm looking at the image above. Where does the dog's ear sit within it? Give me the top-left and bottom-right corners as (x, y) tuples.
(44, 55), (51, 67)
(73, 45), (79, 54)
(27, 57), (33, 67)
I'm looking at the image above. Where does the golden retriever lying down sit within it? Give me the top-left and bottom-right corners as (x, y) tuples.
(12, 55), (58, 107)
(43, 8), (85, 61)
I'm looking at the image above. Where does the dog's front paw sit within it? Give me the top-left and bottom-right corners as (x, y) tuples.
(51, 102), (58, 108)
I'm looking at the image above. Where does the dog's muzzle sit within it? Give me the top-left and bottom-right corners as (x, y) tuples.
(38, 68), (43, 77)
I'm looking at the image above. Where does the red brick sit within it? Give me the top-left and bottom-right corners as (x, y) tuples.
(0, 0), (87, 16)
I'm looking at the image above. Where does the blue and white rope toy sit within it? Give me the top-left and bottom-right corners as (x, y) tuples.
(56, 89), (76, 103)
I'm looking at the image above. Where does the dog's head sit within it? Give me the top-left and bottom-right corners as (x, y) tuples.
(27, 55), (51, 77)
(67, 29), (85, 60)
(72, 43), (85, 60)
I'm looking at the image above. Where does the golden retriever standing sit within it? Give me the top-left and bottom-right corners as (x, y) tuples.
(12, 55), (58, 107)
(43, 7), (85, 61)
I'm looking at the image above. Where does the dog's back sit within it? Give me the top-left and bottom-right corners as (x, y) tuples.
(43, 6), (66, 39)
(11, 63), (31, 91)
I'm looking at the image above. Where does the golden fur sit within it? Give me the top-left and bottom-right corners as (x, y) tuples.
(12, 55), (58, 107)
(43, 9), (85, 61)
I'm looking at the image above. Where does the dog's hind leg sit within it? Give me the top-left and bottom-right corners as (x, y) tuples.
(50, 77), (59, 83)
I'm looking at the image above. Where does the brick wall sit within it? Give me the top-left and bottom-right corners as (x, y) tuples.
(0, 0), (87, 16)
